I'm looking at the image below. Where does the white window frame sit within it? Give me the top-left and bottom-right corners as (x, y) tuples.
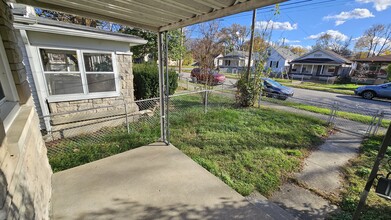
(37, 46), (120, 103)
(0, 35), (20, 131)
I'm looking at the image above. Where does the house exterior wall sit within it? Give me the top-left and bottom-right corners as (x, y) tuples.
(267, 48), (288, 73)
(17, 29), (140, 135)
(0, 2), (52, 220)
(299, 50), (336, 60)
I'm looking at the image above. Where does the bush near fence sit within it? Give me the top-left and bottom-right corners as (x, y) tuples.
(133, 63), (178, 100)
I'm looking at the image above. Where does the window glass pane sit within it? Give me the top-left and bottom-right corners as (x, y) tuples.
(87, 74), (116, 93)
(0, 82), (5, 101)
(45, 73), (83, 95)
(40, 49), (79, 72)
(83, 53), (113, 72)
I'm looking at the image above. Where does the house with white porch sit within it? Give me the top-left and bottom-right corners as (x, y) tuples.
(288, 49), (352, 81)
(267, 46), (298, 74)
(217, 51), (253, 73)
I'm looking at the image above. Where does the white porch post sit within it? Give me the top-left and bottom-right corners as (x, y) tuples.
(320, 65), (324, 75)
(310, 65), (314, 75)
(300, 64), (304, 73)
(164, 31), (170, 144)
(158, 32), (167, 143)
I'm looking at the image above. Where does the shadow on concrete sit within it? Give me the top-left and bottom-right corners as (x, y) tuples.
(273, 201), (339, 220)
(54, 197), (276, 220)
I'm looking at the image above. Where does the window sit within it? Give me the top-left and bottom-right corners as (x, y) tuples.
(270, 61), (279, 68)
(0, 36), (19, 131)
(327, 67), (336, 73)
(224, 60), (231, 66)
(40, 49), (83, 95)
(83, 53), (116, 93)
(39, 48), (118, 101)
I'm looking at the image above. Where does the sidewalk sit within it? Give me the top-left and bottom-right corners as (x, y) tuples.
(263, 102), (368, 219)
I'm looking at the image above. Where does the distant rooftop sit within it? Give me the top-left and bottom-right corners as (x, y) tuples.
(354, 55), (391, 63)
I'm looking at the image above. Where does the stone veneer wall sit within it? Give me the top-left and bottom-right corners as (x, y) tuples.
(47, 53), (139, 139)
(0, 1), (52, 219)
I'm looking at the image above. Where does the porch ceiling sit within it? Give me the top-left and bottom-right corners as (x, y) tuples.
(12, 0), (285, 32)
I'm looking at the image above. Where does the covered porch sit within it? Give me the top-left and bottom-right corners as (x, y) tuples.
(289, 63), (340, 82)
(6, 0), (289, 219)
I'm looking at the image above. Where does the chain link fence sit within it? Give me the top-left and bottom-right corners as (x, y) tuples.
(43, 83), (389, 158)
(179, 75), (388, 136)
(43, 97), (162, 157)
(43, 90), (236, 157)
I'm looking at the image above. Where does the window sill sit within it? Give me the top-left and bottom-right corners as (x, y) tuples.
(6, 105), (34, 156)
(0, 101), (20, 131)
(47, 92), (120, 103)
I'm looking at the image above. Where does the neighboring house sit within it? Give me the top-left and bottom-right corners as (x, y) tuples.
(352, 55), (391, 77)
(288, 49), (352, 81)
(350, 55), (391, 84)
(214, 54), (223, 68)
(266, 47), (298, 73)
(217, 51), (253, 73)
(12, 8), (147, 137)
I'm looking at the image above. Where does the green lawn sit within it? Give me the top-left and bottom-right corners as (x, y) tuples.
(273, 79), (360, 95)
(264, 98), (390, 128)
(331, 135), (391, 220)
(48, 94), (329, 197)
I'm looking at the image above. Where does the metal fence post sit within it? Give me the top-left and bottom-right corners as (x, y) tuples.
(373, 110), (384, 135)
(123, 97), (130, 134)
(204, 90), (208, 113)
(258, 90), (262, 108)
(328, 101), (337, 126)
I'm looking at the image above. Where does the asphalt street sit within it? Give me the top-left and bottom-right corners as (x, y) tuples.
(179, 71), (391, 115)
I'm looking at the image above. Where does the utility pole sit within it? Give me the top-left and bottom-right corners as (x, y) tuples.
(353, 123), (391, 219)
(246, 9), (256, 82)
(179, 28), (183, 74)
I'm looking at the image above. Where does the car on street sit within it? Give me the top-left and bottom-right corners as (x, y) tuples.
(190, 68), (226, 85)
(355, 83), (391, 100)
(262, 78), (294, 100)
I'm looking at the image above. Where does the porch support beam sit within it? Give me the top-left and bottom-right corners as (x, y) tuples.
(320, 65), (324, 75)
(164, 31), (170, 145)
(158, 32), (166, 143)
(310, 65), (314, 75)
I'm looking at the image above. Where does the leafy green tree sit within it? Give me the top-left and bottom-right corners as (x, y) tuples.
(35, 8), (120, 31)
(121, 28), (185, 62)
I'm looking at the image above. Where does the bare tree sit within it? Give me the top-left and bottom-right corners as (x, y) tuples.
(355, 24), (391, 57)
(312, 33), (352, 57)
(219, 24), (249, 53)
(191, 21), (223, 73)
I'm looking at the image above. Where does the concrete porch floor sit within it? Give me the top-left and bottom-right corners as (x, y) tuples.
(51, 142), (290, 220)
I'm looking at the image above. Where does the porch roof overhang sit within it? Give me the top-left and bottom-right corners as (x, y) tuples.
(11, 0), (285, 32)
(290, 58), (346, 65)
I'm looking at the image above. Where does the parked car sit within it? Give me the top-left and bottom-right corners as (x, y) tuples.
(190, 68), (225, 85)
(355, 83), (391, 100)
(262, 78), (294, 100)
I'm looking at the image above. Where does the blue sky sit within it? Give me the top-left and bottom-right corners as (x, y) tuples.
(190, 0), (391, 49)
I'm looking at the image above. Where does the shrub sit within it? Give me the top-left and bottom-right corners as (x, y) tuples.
(133, 63), (178, 100)
(387, 64), (391, 81)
